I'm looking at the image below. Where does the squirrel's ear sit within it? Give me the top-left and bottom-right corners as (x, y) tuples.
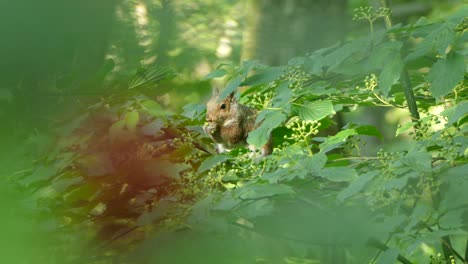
(212, 87), (220, 96)
(228, 92), (237, 102)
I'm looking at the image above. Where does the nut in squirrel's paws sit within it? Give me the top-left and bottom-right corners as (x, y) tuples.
(204, 122), (218, 135)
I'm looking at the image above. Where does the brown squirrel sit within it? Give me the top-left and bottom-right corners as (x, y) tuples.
(203, 88), (272, 156)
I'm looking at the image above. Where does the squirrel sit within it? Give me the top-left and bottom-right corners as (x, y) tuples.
(203, 88), (273, 156)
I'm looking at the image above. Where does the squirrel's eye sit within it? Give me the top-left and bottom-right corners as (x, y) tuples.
(220, 103), (226, 110)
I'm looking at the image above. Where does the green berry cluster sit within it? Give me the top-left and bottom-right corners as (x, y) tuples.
(376, 149), (400, 173)
(285, 118), (320, 142)
(429, 253), (455, 264)
(352, 6), (391, 22)
(284, 117), (320, 155)
(409, 115), (440, 140)
(249, 90), (274, 109)
(355, 74), (378, 91)
(343, 136), (364, 156)
(281, 66), (313, 90)
(171, 133), (203, 163)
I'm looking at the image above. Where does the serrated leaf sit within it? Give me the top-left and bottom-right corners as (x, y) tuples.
(129, 67), (175, 89)
(354, 125), (383, 140)
(401, 150), (432, 173)
(323, 36), (371, 70)
(406, 22), (456, 61)
(378, 56), (403, 96)
(300, 152), (327, 173)
(182, 103), (206, 120)
(247, 110), (286, 147)
(441, 101), (468, 124)
(219, 75), (243, 100)
(369, 41), (403, 69)
(242, 66), (286, 86)
(378, 248), (399, 264)
(427, 52), (465, 98)
(202, 69), (227, 80)
(384, 175), (409, 190)
(318, 167), (357, 182)
(319, 129), (357, 153)
(198, 154), (230, 173)
(298, 100), (335, 121)
(140, 100), (167, 117)
(271, 81), (293, 108)
(239, 183), (295, 200)
(141, 119), (164, 136)
(337, 171), (379, 202)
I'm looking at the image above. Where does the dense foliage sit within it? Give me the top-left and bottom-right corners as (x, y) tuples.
(3, 4), (467, 264)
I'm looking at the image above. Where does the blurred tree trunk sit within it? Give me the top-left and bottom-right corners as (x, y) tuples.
(242, 0), (348, 65)
(154, 0), (177, 66)
(0, 0), (121, 148)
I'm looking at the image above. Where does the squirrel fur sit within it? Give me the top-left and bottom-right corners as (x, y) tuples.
(203, 88), (272, 156)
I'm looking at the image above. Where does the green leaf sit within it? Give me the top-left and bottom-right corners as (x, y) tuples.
(378, 55), (404, 96)
(427, 52), (465, 98)
(369, 41), (403, 69)
(318, 167), (357, 182)
(198, 154), (231, 173)
(182, 103), (206, 120)
(300, 152), (327, 173)
(141, 119), (164, 136)
(20, 166), (57, 186)
(137, 200), (172, 226)
(298, 100), (335, 121)
(271, 81), (293, 108)
(406, 22), (455, 61)
(396, 122), (414, 136)
(337, 171), (379, 202)
(401, 150), (432, 173)
(354, 125), (383, 140)
(242, 66), (286, 86)
(323, 36), (371, 70)
(129, 67), (175, 89)
(319, 129), (357, 153)
(239, 183), (295, 200)
(441, 101), (468, 124)
(140, 100), (165, 117)
(247, 110), (286, 147)
(124, 111), (139, 132)
(219, 75), (243, 100)
(109, 120), (127, 141)
(384, 175), (409, 190)
(378, 248), (399, 264)
(202, 69), (227, 80)
(63, 184), (98, 204)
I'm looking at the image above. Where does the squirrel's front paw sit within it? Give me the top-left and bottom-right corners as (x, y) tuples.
(203, 122), (218, 135)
